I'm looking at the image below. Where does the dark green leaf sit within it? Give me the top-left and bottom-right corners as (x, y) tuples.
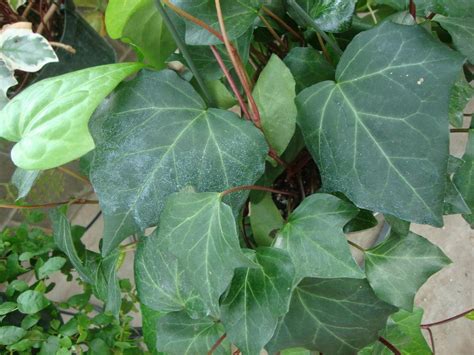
(283, 47), (335, 93)
(365, 232), (451, 310)
(49, 209), (93, 283)
(297, 22), (464, 227)
(289, 0), (357, 32)
(275, 193), (364, 279)
(254, 54), (297, 155)
(449, 74), (474, 128)
(16, 290), (50, 314)
(90, 70), (268, 254)
(135, 230), (206, 317)
(435, 15), (474, 63)
(0, 326), (26, 346)
(168, 0), (259, 45)
(220, 247), (295, 354)
(360, 307), (432, 355)
(344, 209), (378, 233)
(453, 123), (474, 226)
(266, 278), (397, 354)
(156, 311), (230, 355)
(141, 304), (164, 354)
(158, 192), (255, 316)
(384, 214), (410, 236)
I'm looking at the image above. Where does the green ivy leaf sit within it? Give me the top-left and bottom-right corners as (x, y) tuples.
(49, 209), (93, 284)
(453, 122), (474, 226)
(156, 311), (230, 355)
(169, 0), (260, 45)
(16, 290), (50, 314)
(7, 0), (27, 12)
(0, 63), (142, 170)
(360, 307), (432, 355)
(0, 326), (26, 346)
(465, 310), (474, 320)
(289, 0), (357, 32)
(296, 22), (464, 227)
(37, 256), (67, 279)
(11, 168), (41, 200)
(158, 192), (255, 316)
(365, 232), (451, 311)
(89, 70), (268, 255)
(135, 230), (206, 318)
(275, 193), (364, 279)
(105, 0), (175, 68)
(0, 302), (17, 316)
(434, 15), (474, 63)
(220, 247), (295, 354)
(344, 209), (378, 233)
(449, 74), (474, 128)
(141, 304), (164, 355)
(250, 191), (284, 246)
(253, 54), (297, 156)
(384, 214), (411, 236)
(283, 47), (335, 93)
(266, 278), (397, 354)
(0, 60), (16, 108)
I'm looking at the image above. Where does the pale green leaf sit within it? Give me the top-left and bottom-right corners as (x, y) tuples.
(37, 256), (66, 279)
(220, 247), (295, 354)
(0, 326), (26, 346)
(17, 290), (50, 314)
(158, 192), (255, 316)
(465, 310), (474, 320)
(250, 191), (284, 246)
(435, 15), (474, 63)
(0, 63), (142, 170)
(49, 209), (93, 284)
(169, 0), (260, 45)
(0, 27), (57, 72)
(206, 80), (236, 109)
(135, 230), (207, 318)
(453, 123), (474, 226)
(89, 70), (267, 255)
(105, 0), (175, 68)
(254, 54), (297, 155)
(289, 0), (357, 32)
(7, 0), (27, 12)
(297, 22), (464, 227)
(275, 193), (364, 280)
(156, 311), (230, 355)
(266, 278), (397, 354)
(365, 232), (451, 310)
(11, 168), (41, 200)
(283, 47), (335, 93)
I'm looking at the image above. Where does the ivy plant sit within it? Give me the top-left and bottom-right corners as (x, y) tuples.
(0, 0), (473, 354)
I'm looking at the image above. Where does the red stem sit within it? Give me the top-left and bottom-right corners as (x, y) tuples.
(221, 185), (296, 197)
(378, 336), (401, 355)
(421, 308), (473, 328)
(208, 333), (227, 355)
(210, 45), (251, 120)
(409, 0), (416, 19)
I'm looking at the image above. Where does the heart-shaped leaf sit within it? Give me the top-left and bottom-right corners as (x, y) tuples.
(0, 63), (142, 169)
(296, 22), (464, 226)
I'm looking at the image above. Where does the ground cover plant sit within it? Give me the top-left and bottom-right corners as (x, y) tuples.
(0, 0), (473, 354)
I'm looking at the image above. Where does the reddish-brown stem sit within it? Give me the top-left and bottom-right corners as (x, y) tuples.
(378, 336), (401, 355)
(421, 308), (474, 328)
(221, 185), (297, 197)
(348, 240), (365, 252)
(210, 45), (251, 120)
(258, 14), (286, 49)
(316, 33), (332, 64)
(269, 148), (288, 167)
(241, 209), (256, 249)
(0, 199), (99, 210)
(409, 0), (416, 20)
(426, 12), (436, 20)
(162, 0), (223, 41)
(215, 0), (261, 129)
(208, 333), (227, 355)
(261, 6), (305, 45)
(424, 327), (436, 354)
